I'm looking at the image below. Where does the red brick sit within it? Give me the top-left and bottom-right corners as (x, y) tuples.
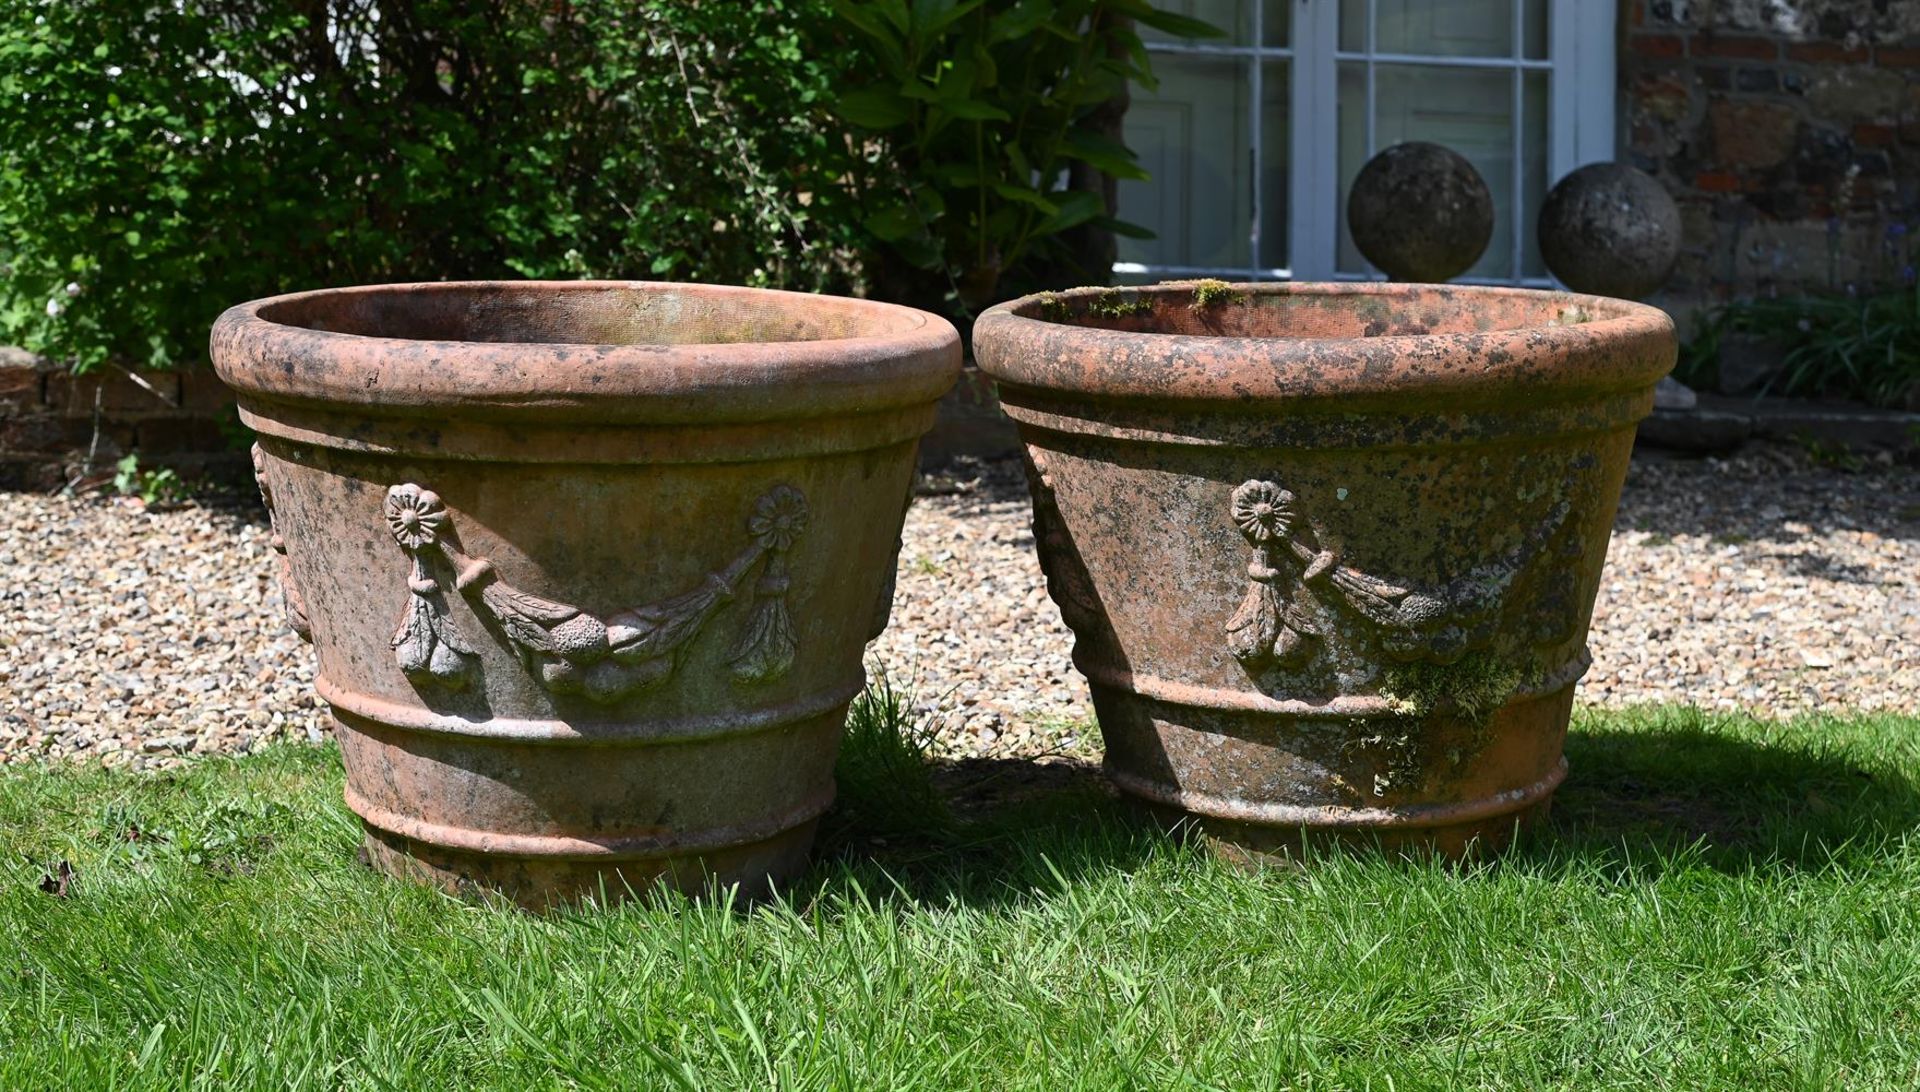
(1875, 45), (1920, 67)
(1694, 35), (1780, 61)
(0, 365), (41, 417)
(1, 414), (95, 455)
(1787, 41), (1870, 64)
(47, 368), (183, 420)
(1630, 34), (1686, 59)
(1694, 170), (1744, 192)
(178, 365), (237, 417)
(1854, 122), (1897, 147)
(1707, 98), (1800, 170)
(1634, 72), (1694, 121)
(132, 417), (229, 455)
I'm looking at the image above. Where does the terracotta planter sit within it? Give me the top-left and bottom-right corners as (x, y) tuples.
(213, 282), (959, 906)
(973, 283), (1674, 859)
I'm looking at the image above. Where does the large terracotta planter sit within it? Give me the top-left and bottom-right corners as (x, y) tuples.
(213, 282), (959, 906)
(973, 282), (1674, 859)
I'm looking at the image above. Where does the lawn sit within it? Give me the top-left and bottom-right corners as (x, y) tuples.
(4, 698), (1919, 1090)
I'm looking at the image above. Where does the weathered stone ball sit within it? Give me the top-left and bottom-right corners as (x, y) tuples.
(1347, 142), (1494, 283)
(1537, 162), (1681, 300)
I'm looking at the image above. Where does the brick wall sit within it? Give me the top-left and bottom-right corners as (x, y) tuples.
(1622, 0), (1920, 315)
(0, 348), (241, 490)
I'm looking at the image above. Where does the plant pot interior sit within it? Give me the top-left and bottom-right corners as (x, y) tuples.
(1019, 282), (1635, 340)
(254, 282), (929, 347)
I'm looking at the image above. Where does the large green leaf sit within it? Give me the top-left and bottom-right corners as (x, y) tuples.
(986, 0), (1053, 43)
(992, 184), (1059, 214)
(863, 203), (926, 243)
(1061, 130), (1149, 181)
(1096, 214), (1157, 240)
(836, 88), (914, 129)
(934, 98), (1013, 122)
(1031, 189), (1103, 235)
(1110, 0), (1228, 39)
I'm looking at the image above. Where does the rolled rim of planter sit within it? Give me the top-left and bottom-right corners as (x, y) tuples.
(212, 280), (960, 425)
(973, 281), (1674, 408)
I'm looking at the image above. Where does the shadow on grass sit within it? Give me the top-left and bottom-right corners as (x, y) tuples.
(810, 695), (1920, 908)
(1542, 707), (1920, 874)
(800, 677), (1155, 910)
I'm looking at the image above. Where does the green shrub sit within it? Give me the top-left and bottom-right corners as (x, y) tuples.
(830, 0), (1216, 318)
(0, 0), (855, 371)
(1678, 285), (1920, 408)
(1, 1), (1204, 372)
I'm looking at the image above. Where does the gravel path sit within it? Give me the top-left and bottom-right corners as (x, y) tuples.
(4, 444), (1916, 769)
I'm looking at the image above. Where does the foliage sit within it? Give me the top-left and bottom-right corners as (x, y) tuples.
(0, 0), (853, 372)
(1678, 285), (1920, 408)
(6, 703), (1920, 1085)
(828, 0), (1218, 316)
(109, 452), (186, 507)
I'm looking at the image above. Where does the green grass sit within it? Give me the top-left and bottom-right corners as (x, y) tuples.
(5, 700), (1920, 1090)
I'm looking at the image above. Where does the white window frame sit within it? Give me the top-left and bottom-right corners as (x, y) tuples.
(1115, 0), (1615, 286)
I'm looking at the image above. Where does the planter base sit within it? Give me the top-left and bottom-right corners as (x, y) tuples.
(358, 820), (818, 910)
(1130, 795), (1555, 865)
(1093, 679), (1577, 863)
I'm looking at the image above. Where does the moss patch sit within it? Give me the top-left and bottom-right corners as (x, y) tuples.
(1035, 292), (1073, 322)
(1379, 653), (1523, 723)
(1188, 278), (1247, 309)
(1089, 289), (1152, 318)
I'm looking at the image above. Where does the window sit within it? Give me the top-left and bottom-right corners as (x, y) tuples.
(1116, 0), (1615, 285)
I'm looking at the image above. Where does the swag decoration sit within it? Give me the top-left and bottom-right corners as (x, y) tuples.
(383, 483), (809, 702)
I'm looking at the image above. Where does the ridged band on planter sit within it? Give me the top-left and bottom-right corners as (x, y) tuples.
(974, 282), (1674, 860)
(214, 281), (960, 906)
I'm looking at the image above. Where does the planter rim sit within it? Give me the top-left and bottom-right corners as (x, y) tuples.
(212, 281), (962, 425)
(973, 281), (1674, 406)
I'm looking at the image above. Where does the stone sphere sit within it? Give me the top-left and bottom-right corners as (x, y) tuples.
(1538, 162), (1681, 300)
(1346, 142), (1494, 283)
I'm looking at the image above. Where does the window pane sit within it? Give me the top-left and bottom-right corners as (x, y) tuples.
(1117, 57), (1254, 270)
(1521, 70), (1548, 278)
(1523, 0), (1548, 59)
(1263, 0), (1291, 47)
(1141, 0), (1251, 46)
(1373, 0), (1519, 58)
(1337, 62), (1538, 280)
(1340, 1), (1545, 57)
(1260, 60), (1290, 270)
(1339, 0), (1367, 51)
(1335, 62), (1370, 274)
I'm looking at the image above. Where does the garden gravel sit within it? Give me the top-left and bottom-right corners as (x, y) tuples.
(3, 443), (1916, 769)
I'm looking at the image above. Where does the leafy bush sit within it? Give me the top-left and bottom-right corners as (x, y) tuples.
(0, 0), (854, 371)
(0, 1), (1202, 372)
(1678, 286), (1920, 408)
(831, 0), (1215, 317)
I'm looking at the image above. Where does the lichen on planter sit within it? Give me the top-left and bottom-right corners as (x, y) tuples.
(215, 281), (960, 907)
(973, 281), (1674, 861)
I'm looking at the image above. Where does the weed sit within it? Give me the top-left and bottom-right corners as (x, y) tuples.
(1677, 286), (1920, 408)
(111, 453), (187, 507)
(1793, 433), (1866, 473)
